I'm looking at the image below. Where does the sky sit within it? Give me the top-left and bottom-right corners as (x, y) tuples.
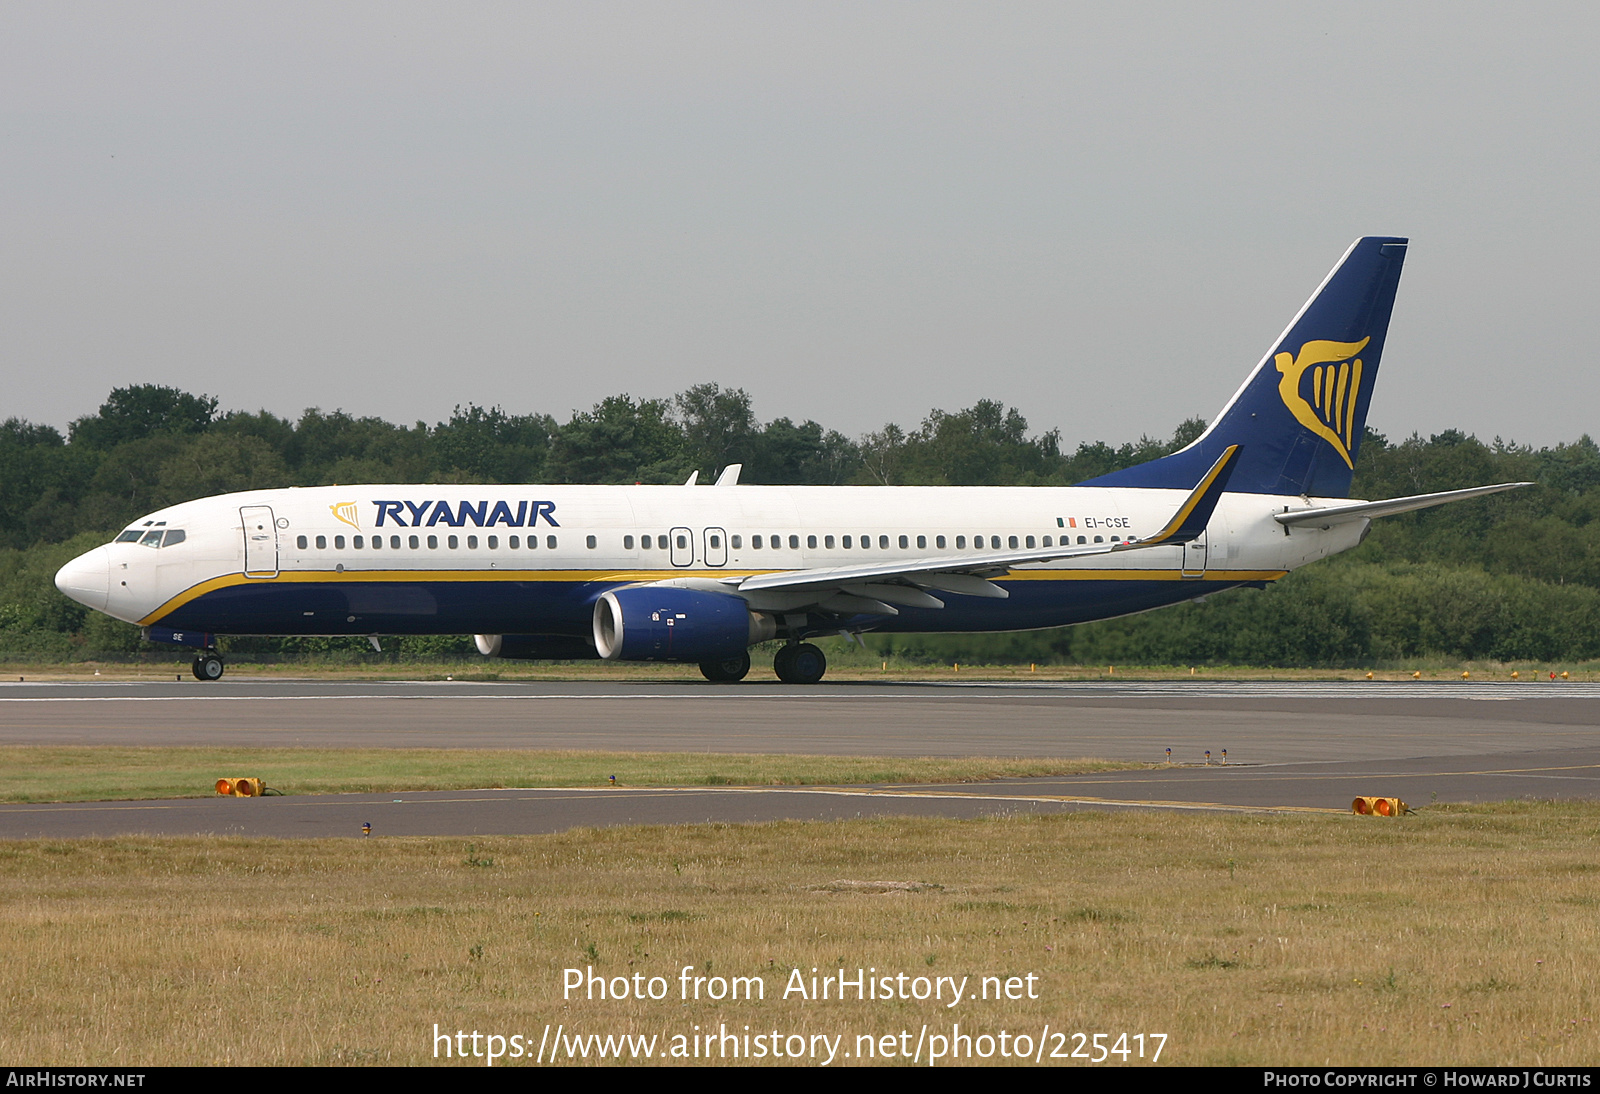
(3, 3), (1596, 450)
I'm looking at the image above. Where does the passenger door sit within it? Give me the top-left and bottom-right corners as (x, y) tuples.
(240, 506), (279, 578)
(1181, 532), (1207, 579)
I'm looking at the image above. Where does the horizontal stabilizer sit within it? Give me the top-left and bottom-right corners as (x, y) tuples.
(1273, 482), (1534, 527)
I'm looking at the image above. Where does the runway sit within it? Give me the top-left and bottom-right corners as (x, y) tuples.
(2, 678), (1598, 836)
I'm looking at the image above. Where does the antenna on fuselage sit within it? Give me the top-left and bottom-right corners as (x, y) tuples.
(714, 463), (742, 487)
(683, 470), (700, 486)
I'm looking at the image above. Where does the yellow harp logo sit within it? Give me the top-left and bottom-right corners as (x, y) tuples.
(1275, 337), (1371, 469)
(329, 501), (361, 530)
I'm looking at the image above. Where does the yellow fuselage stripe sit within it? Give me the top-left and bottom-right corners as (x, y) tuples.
(137, 567), (1289, 626)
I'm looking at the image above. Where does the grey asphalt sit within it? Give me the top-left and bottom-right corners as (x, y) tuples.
(1, 679), (1596, 837)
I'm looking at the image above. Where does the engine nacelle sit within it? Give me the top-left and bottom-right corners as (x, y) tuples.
(474, 634), (599, 660)
(593, 587), (775, 662)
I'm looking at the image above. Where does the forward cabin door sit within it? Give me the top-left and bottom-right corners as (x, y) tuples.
(240, 506), (279, 578)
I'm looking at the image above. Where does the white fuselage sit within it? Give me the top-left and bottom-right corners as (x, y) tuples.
(55, 483), (1365, 641)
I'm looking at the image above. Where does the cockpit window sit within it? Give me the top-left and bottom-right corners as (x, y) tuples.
(117, 528), (185, 547)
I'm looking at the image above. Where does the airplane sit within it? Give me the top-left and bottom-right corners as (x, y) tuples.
(55, 236), (1530, 684)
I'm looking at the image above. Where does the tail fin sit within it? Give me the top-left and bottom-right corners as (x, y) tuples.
(1081, 236), (1408, 497)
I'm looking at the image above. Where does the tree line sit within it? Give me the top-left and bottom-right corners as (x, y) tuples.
(4, 382), (1600, 665)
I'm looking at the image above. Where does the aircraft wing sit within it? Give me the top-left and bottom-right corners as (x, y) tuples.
(726, 446), (1240, 613)
(1272, 481), (1534, 528)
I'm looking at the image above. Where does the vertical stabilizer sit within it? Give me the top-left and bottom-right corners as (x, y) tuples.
(1081, 236), (1408, 497)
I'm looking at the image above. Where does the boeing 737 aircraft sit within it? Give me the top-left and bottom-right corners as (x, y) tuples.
(55, 237), (1528, 683)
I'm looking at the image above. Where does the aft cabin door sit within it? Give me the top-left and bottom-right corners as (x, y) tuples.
(669, 526), (694, 567)
(1181, 533), (1206, 579)
(240, 506), (279, 578)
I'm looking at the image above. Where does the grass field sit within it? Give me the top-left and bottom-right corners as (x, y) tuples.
(0, 747), (1137, 803)
(3, 802), (1598, 1066)
(7, 657), (1600, 682)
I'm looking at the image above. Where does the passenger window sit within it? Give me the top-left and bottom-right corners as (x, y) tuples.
(806, 535), (816, 548)
(860, 535), (871, 549)
(315, 535), (326, 549)
(428, 535), (439, 549)
(354, 535), (364, 549)
(877, 535), (887, 549)
(488, 536), (498, 549)
(917, 535), (926, 549)
(842, 535), (852, 548)
(296, 535), (308, 549)
(936, 535), (946, 548)
(1077, 535), (1086, 544)
(448, 535), (459, 549)
(731, 535), (742, 549)
(586, 535), (597, 549)
(824, 535), (834, 548)
(1094, 535), (1104, 543)
(391, 535), (401, 549)
(955, 536), (965, 548)
(789, 535), (799, 549)
(624, 535), (634, 549)
(509, 535), (519, 549)
(711, 535), (722, 549)
(751, 535), (762, 549)
(898, 535), (908, 549)
(1110, 535), (1121, 542)
(372, 536), (383, 550)
(1009, 536), (1019, 549)
(335, 535), (345, 549)
(467, 535), (478, 549)
(676, 535), (688, 549)
(1025, 536), (1035, 548)
(547, 535), (557, 549)
(1042, 535), (1051, 547)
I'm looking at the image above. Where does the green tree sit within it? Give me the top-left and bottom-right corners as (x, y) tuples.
(69, 385), (217, 449)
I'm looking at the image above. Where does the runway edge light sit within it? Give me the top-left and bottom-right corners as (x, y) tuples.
(215, 777), (265, 797)
(1352, 796), (1410, 817)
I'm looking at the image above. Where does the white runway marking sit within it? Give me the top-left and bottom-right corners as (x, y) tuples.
(0, 681), (1595, 702)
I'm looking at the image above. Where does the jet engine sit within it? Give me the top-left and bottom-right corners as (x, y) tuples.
(592, 587), (776, 662)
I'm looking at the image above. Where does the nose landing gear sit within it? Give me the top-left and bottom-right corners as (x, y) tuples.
(192, 652), (225, 681)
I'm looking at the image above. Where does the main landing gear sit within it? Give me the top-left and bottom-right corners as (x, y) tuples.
(773, 642), (827, 685)
(697, 643), (828, 684)
(192, 651), (225, 681)
(698, 651), (751, 683)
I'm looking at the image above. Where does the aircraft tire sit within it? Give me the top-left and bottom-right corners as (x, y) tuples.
(773, 642), (826, 684)
(192, 653), (225, 682)
(699, 651), (751, 683)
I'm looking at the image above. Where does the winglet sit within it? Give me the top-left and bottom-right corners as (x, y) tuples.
(1133, 445), (1241, 547)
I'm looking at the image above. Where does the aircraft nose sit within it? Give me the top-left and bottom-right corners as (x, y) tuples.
(55, 547), (110, 613)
